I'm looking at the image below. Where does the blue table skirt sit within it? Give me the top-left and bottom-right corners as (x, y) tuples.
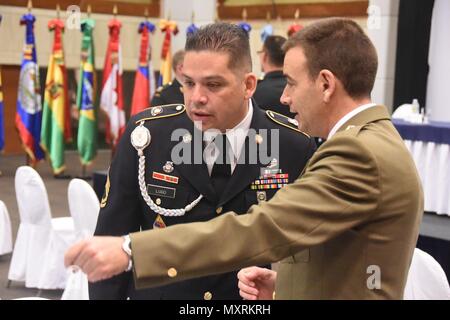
(393, 119), (450, 144)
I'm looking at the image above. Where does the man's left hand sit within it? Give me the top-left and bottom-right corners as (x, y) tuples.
(64, 236), (130, 282)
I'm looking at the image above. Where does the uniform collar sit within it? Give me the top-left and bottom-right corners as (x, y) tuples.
(263, 70), (284, 80)
(203, 100), (253, 162)
(328, 103), (377, 140)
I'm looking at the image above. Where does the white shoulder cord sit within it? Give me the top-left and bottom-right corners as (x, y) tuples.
(131, 121), (203, 217)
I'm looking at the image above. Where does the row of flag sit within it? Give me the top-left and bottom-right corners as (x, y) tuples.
(0, 11), (298, 174)
(2, 14), (184, 174)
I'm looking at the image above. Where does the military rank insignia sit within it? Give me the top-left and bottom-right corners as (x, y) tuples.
(152, 171), (179, 184)
(250, 159), (289, 191)
(250, 172), (289, 190)
(153, 214), (167, 229)
(100, 173), (111, 208)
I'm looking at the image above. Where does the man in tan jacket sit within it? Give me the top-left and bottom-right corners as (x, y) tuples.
(65, 18), (423, 299)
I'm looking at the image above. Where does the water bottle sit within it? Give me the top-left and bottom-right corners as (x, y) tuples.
(412, 99), (420, 114)
(411, 99), (420, 123)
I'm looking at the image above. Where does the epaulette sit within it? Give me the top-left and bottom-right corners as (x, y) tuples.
(266, 110), (310, 138)
(135, 104), (185, 123)
(341, 124), (364, 137)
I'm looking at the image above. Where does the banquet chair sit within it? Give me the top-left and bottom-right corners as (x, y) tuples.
(0, 200), (13, 255)
(7, 166), (76, 290)
(67, 178), (100, 239)
(404, 248), (450, 300)
(392, 103), (415, 120)
(61, 179), (100, 300)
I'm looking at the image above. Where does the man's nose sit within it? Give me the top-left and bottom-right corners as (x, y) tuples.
(190, 85), (208, 105)
(280, 88), (290, 106)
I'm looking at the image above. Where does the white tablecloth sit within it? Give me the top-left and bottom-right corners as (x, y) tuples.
(405, 140), (450, 216)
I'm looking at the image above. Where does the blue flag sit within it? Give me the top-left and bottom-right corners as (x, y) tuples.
(15, 13), (44, 164)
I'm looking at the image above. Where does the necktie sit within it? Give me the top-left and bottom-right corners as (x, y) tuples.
(210, 134), (231, 196)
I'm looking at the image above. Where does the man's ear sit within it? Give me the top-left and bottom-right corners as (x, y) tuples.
(244, 73), (258, 99)
(318, 70), (336, 103)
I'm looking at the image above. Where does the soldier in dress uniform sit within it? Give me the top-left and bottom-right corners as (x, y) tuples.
(254, 36), (295, 118)
(88, 23), (315, 300)
(151, 50), (185, 106)
(67, 19), (423, 300)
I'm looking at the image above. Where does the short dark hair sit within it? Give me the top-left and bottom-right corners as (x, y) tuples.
(172, 50), (185, 72)
(185, 22), (252, 72)
(284, 18), (378, 99)
(263, 35), (286, 67)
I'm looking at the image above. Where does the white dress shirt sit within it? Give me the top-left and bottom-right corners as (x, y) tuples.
(203, 100), (254, 175)
(327, 103), (377, 140)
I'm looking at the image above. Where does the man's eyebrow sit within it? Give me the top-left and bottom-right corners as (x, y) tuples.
(182, 74), (226, 82)
(284, 74), (295, 82)
(203, 75), (226, 81)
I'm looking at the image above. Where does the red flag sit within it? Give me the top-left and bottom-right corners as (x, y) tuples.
(100, 18), (125, 147)
(131, 21), (155, 116)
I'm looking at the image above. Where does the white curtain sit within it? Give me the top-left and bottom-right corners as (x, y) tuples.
(426, 0), (450, 122)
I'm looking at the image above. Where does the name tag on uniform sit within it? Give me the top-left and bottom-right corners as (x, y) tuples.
(147, 184), (176, 199)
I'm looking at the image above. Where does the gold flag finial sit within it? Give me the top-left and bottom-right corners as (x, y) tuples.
(113, 4), (118, 17)
(295, 9), (300, 20)
(56, 4), (60, 19)
(145, 7), (149, 20)
(27, 0), (33, 13)
(87, 4), (92, 17)
(191, 11), (195, 24)
(266, 11), (271, 23)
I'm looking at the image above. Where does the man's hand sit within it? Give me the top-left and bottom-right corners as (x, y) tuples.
(237, 267), (277, 300)
(64, 236), (130, 283)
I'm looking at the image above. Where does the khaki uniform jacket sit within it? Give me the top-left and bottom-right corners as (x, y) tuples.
(130, 105), (424, 299)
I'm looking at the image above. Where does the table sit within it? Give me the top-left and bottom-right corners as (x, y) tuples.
(394, 120), (450, 216)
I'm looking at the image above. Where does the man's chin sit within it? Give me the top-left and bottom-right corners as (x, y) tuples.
(193, 120), (216, 132)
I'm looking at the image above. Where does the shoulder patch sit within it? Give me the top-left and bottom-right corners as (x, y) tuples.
(266, 110), (310, 138)
(135, 104), (186, 123)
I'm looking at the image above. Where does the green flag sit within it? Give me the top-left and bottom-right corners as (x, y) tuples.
(41, 19), (72, 174)
(77, 18), (97, 165)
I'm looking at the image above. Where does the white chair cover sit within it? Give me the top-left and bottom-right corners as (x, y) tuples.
(0, 200), (13, 255)
(61, 267), (89, 300)
(61, 179), (100, 300)
(404, 248), (450, 300)
(8, 166), (76, 290)
(67, 178), (100, 239)
(392, 103), (415, 120)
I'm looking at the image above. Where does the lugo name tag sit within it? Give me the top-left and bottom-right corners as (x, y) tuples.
(147, 184), (176, 199)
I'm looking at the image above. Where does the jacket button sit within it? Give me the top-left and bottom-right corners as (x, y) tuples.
(204, 291), (212, 300)
(216, 207), (223, 214)
(155, 198), (162, 205)
(167, 267), (177, 278)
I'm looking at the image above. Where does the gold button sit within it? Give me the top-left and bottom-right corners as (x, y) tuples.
(167, 267), (177, 278)
(216, 207), (223, 214)
(155, 198), (162, 205)
(204, 291), (212, 300)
